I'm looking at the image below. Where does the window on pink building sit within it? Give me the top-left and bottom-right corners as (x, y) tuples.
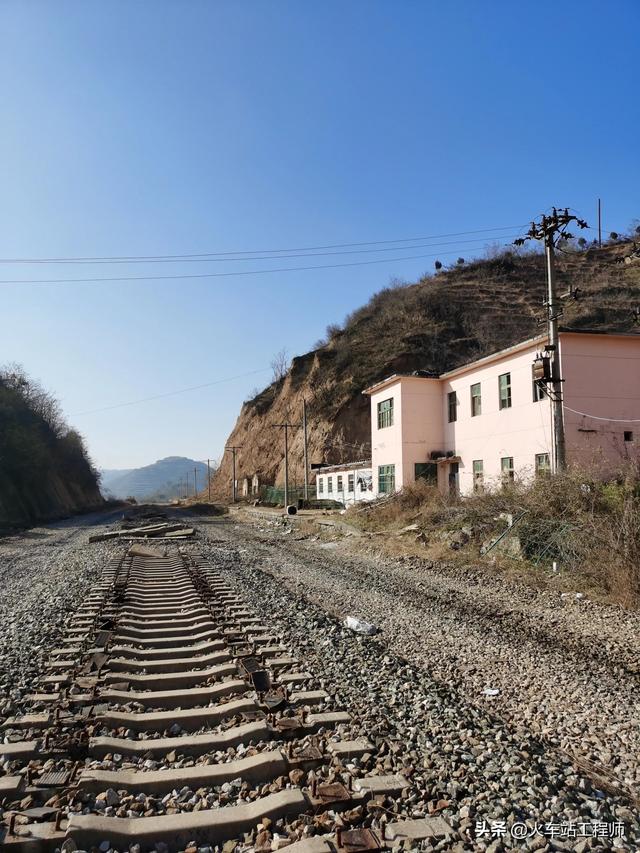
(448, 391), (458, 422)
(378, 465), (395, 493)
(470, 383), (482, 416)
(535, 453), (550, 475)
(377, 398), (394, 429)
(501, 456), (514, 484)
(499, 373), (512, 409)
(472, 460), (484, 492)
(532, 365), (546, 402)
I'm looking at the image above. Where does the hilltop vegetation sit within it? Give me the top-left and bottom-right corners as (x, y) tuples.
(214, 237), (640, 495)
(0, 366), (103, 530)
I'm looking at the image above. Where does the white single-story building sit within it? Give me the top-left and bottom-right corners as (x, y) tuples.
(315, 461), (374, 506)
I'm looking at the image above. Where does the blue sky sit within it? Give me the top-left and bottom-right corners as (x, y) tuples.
(1, 1), (638, 469)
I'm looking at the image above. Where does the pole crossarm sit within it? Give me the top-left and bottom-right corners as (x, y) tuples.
(514, 207), (588, 248)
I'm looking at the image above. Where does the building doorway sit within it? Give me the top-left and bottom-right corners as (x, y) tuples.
(448, 462), (460, 496)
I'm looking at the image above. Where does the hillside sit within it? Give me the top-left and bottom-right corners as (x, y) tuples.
(213, 239), (640, 498)
(100, 456), (210, 501)
(0, 367), (103, 530)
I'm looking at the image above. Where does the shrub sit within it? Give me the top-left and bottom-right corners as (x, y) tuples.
(347, 464), (640, 608)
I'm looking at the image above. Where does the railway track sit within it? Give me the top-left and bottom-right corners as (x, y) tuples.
(0, 545), (453, 852)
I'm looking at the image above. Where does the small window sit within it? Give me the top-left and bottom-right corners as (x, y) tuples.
(378, 464), (395, 494)
(327, 476), (333, 494)
(501, 456), (514, 484)
(448, 391), (458, 423)
(532, 366), (545, 402)
(359, 476), (367, 493)
(377, 398), (394, 429)
(348, 473), (354, 492)
(415, 462), (437, 484)
(470, 383), (482, 416)
(624, 431), (634, 442)
(318, 478), (324, 494)
(499, 373), (512, 410)
(472, 459), (484, 492)
(535, 453), (550, 475)
(337, 475), (343, 493)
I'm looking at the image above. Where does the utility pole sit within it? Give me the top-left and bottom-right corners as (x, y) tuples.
(225, 446), (241, 503)
(302, 399), (309, 501)
(597, 198), (602, 247)
(194, 467), (198, 497)
(271, 422), (301, 507)
(515, 208), (588, 473)
(207, 459), (211, 502)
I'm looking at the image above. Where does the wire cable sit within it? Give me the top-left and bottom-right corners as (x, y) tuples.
(563, 406), (640, 424)
(0, 233), (523, 267)
(0, 243), (514, 285)
(0, 225), (526, 264)
(72, 367), (271, 416)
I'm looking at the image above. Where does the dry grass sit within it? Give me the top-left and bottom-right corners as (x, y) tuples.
(345, 466), (640, 608)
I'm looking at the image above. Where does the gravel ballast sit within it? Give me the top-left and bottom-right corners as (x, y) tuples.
(191, 514), (640, 849)
(0, 510), (121, 702)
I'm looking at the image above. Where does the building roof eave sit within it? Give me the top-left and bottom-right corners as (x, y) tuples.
(362, 373), (440, 396)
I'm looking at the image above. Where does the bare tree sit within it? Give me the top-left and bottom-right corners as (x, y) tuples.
(270, 348), (289, 383)
(0, 362), (67, 436)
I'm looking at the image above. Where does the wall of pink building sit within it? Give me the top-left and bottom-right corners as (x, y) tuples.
(369, 378), (442, 492)
(367, 332), (640, 499)
(442, 342), (553, 494)
(561, 333), (640, 473)
(369, 382), (405, 491)
(399, 378), (444, 486)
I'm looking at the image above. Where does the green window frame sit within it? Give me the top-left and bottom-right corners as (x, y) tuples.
(348, 473), (355, 492)
(415, 462), (437, 484)
(499, 373), (512, 410)
(532, 365), (545, 402)
(472, 459), (484, 492)
(470, 382), (482, 416)
(378, 464), (395, 494)
(501, 456), (514, 483)
(448, 391), (458, 423)
(535, 453), (550, 475)
(377, 397), (394, 429)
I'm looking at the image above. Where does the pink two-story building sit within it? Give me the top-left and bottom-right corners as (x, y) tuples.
(363, 331), (640, 497)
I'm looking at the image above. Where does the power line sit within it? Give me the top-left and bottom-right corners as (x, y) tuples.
(0, 232), (523, 267)
(72, 367), (270, 416)
(0, 225), (525, 264)
(0, 242), (514, 285)
(564, 406), (640, 424)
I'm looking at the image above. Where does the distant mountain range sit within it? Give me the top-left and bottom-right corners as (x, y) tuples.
(100, 456), (209, 501)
